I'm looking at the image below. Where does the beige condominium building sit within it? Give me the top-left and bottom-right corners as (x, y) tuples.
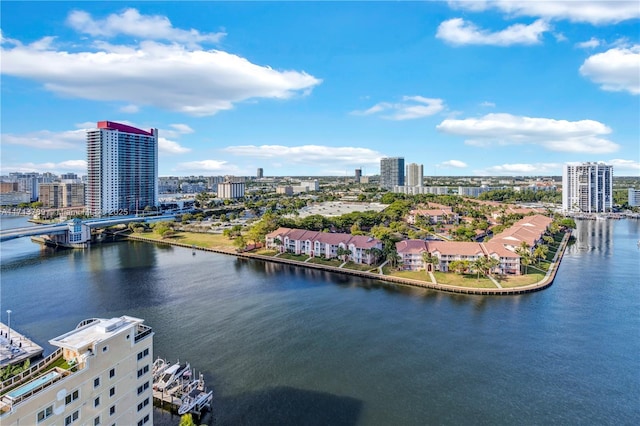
(0, 316), (154, 426)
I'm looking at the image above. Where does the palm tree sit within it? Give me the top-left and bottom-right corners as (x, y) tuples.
(533, 244), (549, 265)
(486, 256), (500, 276)
(369, 247), (383, 265)
(273, 237), (283, 253)
(472, 256), (488, 280)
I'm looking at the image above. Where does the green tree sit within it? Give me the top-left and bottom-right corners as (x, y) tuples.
(233, 235), (247, 251)
(533, 244), (549, 264)
(472, 256), (488, 280)
(179, 414), (196, 426)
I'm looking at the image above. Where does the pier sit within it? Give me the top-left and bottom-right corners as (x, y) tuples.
(0, 322), (43, 369)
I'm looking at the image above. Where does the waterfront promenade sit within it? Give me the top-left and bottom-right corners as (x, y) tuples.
(125, 232), (571, 296)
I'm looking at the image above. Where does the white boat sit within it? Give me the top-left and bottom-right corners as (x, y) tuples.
(178, 386), (213, 415)
(177, 372), (213, 415)
(152, 358), (170, 381)
(154, 361), (191, 392)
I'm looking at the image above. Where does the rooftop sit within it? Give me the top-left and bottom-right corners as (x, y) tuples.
(50, 316), (146, 352)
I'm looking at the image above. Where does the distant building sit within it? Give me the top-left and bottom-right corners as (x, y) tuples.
(257, 168), (264, 179)
(1, 316), (154, 426)
(292, 180), (319, 193)
(276, 186), (294, 196)
(355, 168), (362, 183)
(405, 163), (423, 187)
(458, 186), (497, 197)
(87, 121), (158, 216)
(0, 182), (18, 193)
(562, 162), (613, 212)
(628, 188), (640, 207)
(217, 181), (245, 199)
(38, 182), (86, 208)
(158, 177), (180, 193)
(180, 182), (207, 194)
(380, 157), (404, 190)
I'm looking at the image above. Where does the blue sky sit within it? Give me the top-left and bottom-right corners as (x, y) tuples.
(1, 1), (639, 177)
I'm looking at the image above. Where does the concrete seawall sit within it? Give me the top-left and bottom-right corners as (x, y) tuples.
(124, 232), (570, 296)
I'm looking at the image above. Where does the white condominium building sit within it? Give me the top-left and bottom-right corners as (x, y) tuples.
(0, 316), (154, 426)
(87, 121), (158, 217)
(405, 163), (424, 187)
(562, 162), (613, 212)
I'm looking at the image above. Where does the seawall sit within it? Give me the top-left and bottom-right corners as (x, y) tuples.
(124, 232), (571, 296)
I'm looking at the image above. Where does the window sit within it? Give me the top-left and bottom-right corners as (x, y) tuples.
(102, 346), (108, 353)
(65, 410), (79, 425)
(137, 381), (150, 395)
(137, 348), (150, 360)
(109, 386), (115, 397)
(37, 406), (53, 423)
(109, 368), (115, 378)
(109, 405), (116, 416)
(137, 414), (150, 426)
(94, 416), (101, 426)
(137, 397), (150, 411)
(94, 396), (100, 407)
(65, 389), (79, 405)
(137, 364), (149, 378)
(94, 377), (100, 388)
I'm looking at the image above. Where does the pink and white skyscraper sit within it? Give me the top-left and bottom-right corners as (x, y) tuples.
(86, 121), (158, 217)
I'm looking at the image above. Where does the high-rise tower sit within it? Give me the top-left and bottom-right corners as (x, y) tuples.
(380, 157), (404, 190)
(406, 163), (424, 187)
(562, 162), (613, 213)
(87, 121), (158, 217)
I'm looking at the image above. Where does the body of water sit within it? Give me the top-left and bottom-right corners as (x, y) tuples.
(1, 216), (638, 425)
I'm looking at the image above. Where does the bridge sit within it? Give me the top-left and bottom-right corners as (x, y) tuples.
(0, 215), (176, 247)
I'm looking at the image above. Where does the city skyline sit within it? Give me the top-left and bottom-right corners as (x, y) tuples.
(1, 1), (639, 177)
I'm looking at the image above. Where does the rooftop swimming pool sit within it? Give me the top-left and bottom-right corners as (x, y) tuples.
(7, 371), (60, 399)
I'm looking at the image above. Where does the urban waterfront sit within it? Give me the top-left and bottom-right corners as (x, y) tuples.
(1, 216), (639, 425)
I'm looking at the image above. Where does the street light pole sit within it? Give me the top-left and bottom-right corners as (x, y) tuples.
(6, 310), (12, 348)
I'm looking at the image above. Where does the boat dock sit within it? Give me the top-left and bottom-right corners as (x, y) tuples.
(151, 359), (213, 417)
(0, 322), (44, 368)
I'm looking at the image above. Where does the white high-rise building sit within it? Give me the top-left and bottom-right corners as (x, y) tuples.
(562, 162), (613, 213)
(87, 121), (158, 217)
(0, 316), (154, 426)
(628, 188), (640, 207)
(406, 163), (424, 187)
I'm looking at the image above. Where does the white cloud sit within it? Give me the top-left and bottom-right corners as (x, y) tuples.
(159, 138), (191, 154)
(607, 159), (640, 172)
(436, 18), (549, 46)
(480, 101), (496, 107)
(351, 96), (445, 120)
(169, 124), (194, 134)
(439, 160), (468, 168)
(1, 12), (322, 117)
(2, 129), (86, 149)
(449, 1), (640, 25)
(223, 145), (383, 169)
(1, 160), (87, 174)
(120, 104), (140, 113)
(576, 37), (602, 49)
(175, 160), (241, 174)
(579, 45), (640, 95)
(67, 9), (225, 47)
(479, 162), (562, 175)
(437, 113), (619, 154)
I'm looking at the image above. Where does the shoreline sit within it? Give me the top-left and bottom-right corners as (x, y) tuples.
(124, 231), (571, 296)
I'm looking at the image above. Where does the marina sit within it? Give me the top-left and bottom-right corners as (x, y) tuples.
(151, 358), (213, 417)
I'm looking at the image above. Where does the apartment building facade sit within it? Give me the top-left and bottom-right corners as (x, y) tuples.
(562, 162), (613, 213)
(0, 316), (154, 426)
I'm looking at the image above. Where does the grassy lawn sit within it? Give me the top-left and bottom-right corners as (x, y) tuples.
(277, 252), (309, 261)
(391, 270), (432, 282)
(254, 249), (278, 256)
(308, 257), (342, 267)
(498, 271), (545, 288)
(342, 262), (379, 272)
(432, 271), (497, 288)
(131, 231), (236, 250)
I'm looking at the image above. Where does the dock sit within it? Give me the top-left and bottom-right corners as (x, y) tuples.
(151, 362), (213, 418)
(0, 322), (44, 368)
